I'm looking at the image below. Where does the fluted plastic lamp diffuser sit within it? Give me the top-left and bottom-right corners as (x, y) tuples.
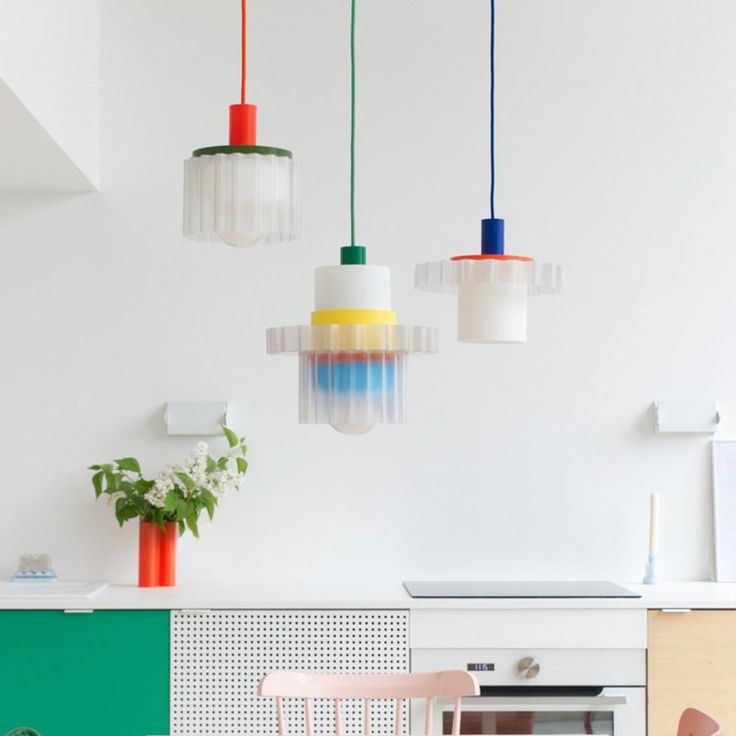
(268, 264), (436, 434)
(415, 0), (562, 342)
(183, 0), (299, 248)
(266, 0), (437, 434)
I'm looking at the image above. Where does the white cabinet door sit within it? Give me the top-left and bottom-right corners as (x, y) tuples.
(171, 609), (409, 736)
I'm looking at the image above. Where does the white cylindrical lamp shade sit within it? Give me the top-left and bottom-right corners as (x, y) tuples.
(314, 265), (392, 311)
(458, 281), (528, 343)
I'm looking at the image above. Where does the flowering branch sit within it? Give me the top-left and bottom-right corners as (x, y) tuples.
(88, 427), (248, 537)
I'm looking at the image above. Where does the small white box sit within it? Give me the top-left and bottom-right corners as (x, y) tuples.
(653, 400), (719, 434)
(165, 401), (228, 436)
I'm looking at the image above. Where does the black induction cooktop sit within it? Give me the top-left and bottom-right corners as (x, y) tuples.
(402, 580), (641, 599)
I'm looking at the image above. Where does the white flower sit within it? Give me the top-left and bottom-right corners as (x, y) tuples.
(145, 465), (176, 508)
(183, 442), (209, 490)
(206, 469), (241, 499)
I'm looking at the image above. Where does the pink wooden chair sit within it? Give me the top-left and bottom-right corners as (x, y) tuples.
(677, 708), (722, 736)
(258, 670), (480, 736)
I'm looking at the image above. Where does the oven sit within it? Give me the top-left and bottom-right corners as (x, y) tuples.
(411, 648), (645, 736)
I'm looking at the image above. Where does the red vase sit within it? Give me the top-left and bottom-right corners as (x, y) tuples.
(159, 522), (177, 587)
(138, 521), (160, 587)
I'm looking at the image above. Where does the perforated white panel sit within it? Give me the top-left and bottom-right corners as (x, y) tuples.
(171, 610), (410, 736)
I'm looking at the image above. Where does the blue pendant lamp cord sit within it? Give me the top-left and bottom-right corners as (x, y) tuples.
(481, 0), (503, 255)
(490, 0), (496, 219)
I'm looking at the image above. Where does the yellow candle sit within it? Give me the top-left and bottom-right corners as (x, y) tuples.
(649, 492), (660, 555)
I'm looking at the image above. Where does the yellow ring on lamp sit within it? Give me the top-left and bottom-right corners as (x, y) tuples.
(310, 309), (397, 326)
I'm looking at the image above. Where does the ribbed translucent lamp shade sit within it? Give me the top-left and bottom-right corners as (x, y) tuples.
(300, 351), (406, 434)
(415, 257), (563, 343)
(267, 323), (437, 433)
(183, 150), (299, 247)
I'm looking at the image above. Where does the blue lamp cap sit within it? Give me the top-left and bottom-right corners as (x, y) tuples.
(481, 218), (505, 255)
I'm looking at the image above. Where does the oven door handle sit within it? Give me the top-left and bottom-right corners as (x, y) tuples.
(440, 696), (628, 712)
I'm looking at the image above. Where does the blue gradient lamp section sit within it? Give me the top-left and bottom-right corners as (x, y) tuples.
(315, 352), (396, 393)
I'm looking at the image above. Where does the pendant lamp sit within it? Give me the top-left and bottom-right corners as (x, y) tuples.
(415, 0), (562, 343)
(183, 0), (299, 248)
(267, 0), (437, 435)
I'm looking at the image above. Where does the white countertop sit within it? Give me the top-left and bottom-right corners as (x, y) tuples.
(0, 580), (734, 611)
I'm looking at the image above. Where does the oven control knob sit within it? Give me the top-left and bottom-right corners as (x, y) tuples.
(517, 656), (540, 679)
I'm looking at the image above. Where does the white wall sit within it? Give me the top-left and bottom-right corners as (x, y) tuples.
(1, 0), (734, 584)
(0, 0), (99, 187)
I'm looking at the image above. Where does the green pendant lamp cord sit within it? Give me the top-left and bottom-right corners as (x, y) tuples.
(341, 0), (366, 265)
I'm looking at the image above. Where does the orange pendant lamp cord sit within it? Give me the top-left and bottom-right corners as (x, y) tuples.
(230, 0), (257, 145)
(240, 0), (247, 103)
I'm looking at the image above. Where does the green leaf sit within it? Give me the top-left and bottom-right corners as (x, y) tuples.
(222, 426), (238, 448)
(176, 472), (195, 491)
(236, 457), (248, 475)
(115, 497), (127, 527)
(92, 471), (104, 498)
(206, 455), (217, 474)
(163, 491), (178, 513)
(123, 506), (139, 521)
(186, 514), (199, 538)
(178, 519), (186, 535)
(114, 497), (140, 526)
(134, 478), (154, 493)
(88, 464), (101, 471)
(174, 497), (193, 521)
(216, 456), (229, 470)
(115, 457), (141, 474)
(200, 489), (217, 521)
(105, 471), (120, 492)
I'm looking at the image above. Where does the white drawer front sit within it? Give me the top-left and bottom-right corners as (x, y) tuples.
(410, 609), (646, 649)
(411, 647), (645, 686)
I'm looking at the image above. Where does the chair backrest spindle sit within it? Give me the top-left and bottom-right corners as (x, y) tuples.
(276, 696), (287, 736)
(450, 695), (462, 736)
(424, 697), (433, 735)
(394, 698), (403, 736)
(304, 697), (314, 736)
(334, 697), (343, 736)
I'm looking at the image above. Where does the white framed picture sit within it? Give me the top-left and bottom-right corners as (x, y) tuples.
(711, 439), (736, 581)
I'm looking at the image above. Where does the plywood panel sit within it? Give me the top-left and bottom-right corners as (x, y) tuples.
(648, 610), (736, 736)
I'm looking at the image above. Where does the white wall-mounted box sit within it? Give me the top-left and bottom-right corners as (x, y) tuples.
(164, 401), (228, 436)
(653, 400), (719, 434)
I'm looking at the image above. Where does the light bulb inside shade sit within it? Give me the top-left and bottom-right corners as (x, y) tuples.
(219, 230), (267, 248)
(331, 423), (375, 435)
(457, 281), (528, 343)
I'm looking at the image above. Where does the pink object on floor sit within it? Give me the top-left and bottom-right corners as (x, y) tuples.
(258, 670), (479, 736)
(677, 708), (722, 736)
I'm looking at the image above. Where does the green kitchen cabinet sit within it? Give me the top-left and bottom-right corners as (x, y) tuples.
(0, 610), (169, 736)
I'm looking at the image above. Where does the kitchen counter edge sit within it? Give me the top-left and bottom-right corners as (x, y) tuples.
(0, 581), (734, 610)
